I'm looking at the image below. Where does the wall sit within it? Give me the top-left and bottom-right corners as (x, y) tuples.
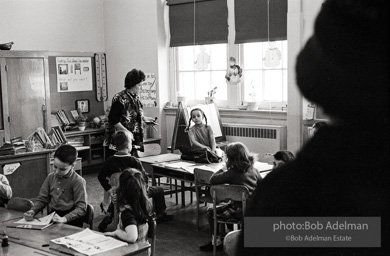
(0, 0), (105, 52)
(103, 0), (169, 151)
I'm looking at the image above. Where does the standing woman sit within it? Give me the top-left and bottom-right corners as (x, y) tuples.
(104, 69), (155, 158)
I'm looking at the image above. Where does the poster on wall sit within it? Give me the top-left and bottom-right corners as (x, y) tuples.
(56, 57), (93, 92)
(140, 73), (157, 107)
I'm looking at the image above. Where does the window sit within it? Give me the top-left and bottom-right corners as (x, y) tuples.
(240, 40), (288, 108)
(172, 40), (287, 109)
(174, 44), (228, 106)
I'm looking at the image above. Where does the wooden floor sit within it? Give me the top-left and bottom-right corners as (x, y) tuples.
(83, 170), (228, 256)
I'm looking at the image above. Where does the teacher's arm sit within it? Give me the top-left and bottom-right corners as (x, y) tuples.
(109, 101), (128, 131)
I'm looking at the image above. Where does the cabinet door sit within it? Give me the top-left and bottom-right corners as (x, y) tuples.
(4, 58), (46, 139)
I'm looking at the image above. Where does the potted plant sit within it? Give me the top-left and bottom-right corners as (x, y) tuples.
(76, 115), (87, 131)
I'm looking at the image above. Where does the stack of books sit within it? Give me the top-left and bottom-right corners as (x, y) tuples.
(48, 126), (67, 147)
(10, 136), (26, 154)
(0, 143), (15, 156)
(54, 110), (79, 130)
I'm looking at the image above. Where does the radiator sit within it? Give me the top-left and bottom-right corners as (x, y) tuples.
(222, 123), (287, 154)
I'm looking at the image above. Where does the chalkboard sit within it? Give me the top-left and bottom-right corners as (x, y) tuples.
(171, 102), (226, 152)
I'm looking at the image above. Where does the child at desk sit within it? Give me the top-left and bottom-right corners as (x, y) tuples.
(186, 108), (223, 157)
(199, 142), (262, 252)
(24, 145), (87, 227)
(272, 150), (295, 169)
(104, 168), (153, 243)
(97, 130), (172, 231)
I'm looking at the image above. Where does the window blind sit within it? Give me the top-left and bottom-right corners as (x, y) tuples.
(167, 0), (228, 47)
(235, 0), (287, 44)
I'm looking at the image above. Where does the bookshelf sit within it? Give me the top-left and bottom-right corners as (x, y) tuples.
(64, 127), (106, 168)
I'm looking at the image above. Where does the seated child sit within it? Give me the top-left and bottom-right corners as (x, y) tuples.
(104, 168), (153, 243)
(24, 145), (87, 227)
(0, 173), (12, 207)
(272, 150), (295, 169)
(98, 130), (172, 231)
(186, 108), (223, 157)
(199, 142), (263, 252)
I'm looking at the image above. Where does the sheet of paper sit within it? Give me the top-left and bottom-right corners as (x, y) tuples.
(51, 228), (128, 256)
(164, 161), (196, 169)
(14, 211), (55, 226)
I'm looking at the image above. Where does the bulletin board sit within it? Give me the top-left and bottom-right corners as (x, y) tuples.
(56, 57), (93, 92)
(140, 73), (157, 107)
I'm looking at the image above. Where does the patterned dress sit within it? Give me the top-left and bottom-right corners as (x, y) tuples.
(104, 89), (145, 151)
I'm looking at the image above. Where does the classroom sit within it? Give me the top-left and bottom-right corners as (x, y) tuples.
(1, 0), (388, 256)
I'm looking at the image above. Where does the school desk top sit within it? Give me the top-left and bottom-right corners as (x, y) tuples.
(0, 208), (150, 256)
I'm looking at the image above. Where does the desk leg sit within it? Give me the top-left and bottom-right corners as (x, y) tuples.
(181, 181), (185, 208)
(152, 172), (157, 186)
(175, 179), (178, 205)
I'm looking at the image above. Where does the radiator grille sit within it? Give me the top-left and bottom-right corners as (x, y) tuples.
(223, 126), (277, 139)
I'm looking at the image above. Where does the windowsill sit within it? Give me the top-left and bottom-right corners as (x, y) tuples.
(164, 106), (287, 121)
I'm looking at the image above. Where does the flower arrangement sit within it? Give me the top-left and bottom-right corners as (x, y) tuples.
(75, 115), (87, 124)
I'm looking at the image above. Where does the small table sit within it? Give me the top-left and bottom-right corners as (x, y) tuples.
(0, 208), (150, 256)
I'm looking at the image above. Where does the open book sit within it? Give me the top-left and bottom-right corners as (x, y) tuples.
(7, 212), (56, 230)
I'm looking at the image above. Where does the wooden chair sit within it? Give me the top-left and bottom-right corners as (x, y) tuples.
(211, 185), (249, 256)
(84, 203), (94, 229)
(6, 197), (34, 212)
(148, 214), (157, 256)
(194, 168), (214, 230)
(106, 172), (121, 232)
(223, 229), (241, 256)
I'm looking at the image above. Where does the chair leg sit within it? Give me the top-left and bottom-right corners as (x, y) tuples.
(169, 178), (173, 198)
(196, 200), (200, 231)
(175, 179), (178, 205)
(190, 182), (193, 203)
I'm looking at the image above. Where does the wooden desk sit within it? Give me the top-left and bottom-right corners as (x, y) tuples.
(0, 208), (150, 256)
(147, 157), (273, 207)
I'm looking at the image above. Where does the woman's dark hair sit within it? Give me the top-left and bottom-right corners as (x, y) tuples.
(312, 121), (328, 130)
(124, 69), (146, 89)
(117, 168), (151, 223)
(54, 144), (77, 165)
(225, 142), (255, 173)
(113, 130), (134, 151)
(185, 108), (208, 132)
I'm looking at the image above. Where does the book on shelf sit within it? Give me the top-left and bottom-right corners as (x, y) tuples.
(7, 211), (56, 230)
(64, 110), (77, 125)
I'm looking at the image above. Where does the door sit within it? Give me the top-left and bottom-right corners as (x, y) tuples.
(4, 58), (46, 139)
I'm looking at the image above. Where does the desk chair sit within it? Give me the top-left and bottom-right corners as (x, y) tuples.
(6, 197), (34, 212)
(84, 203), (94, 229)
(223, 229), (241, 256)
(148, 214), (157, 256)
(194, 168), (214, 230)
(211, 185), (249, 256)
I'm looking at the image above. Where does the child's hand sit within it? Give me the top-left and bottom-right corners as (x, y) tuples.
(53, 214), (67, 223)
(104, 231), (116, 237)
(23, 210), (35, 221)
(108, 188), (117, 203)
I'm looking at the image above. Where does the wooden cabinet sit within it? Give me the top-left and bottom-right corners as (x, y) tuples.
(64, 127), (106, 168)
(0, 151), (51, 199)
(0, 51), (50, 141)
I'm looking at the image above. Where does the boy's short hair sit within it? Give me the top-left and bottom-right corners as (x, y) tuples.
(273, 150), (295, 163)
(54, 144), (77, 165)
(113, 130), (134, 151)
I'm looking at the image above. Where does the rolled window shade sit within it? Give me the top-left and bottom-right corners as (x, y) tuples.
(168, 0), (228, 47)
(235, 0), (287, 44)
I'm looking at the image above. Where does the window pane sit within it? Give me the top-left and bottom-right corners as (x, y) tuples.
(242, 70), (263, 102)
(243, 42), (262, 69)
(264, 70), (282, 101)
(176, 43), (227, 101)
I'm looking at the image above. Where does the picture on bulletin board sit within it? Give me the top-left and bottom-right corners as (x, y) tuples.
(140, 73), (157, 107)
(75, 99), (90, 113)
(56, 57), (93, 92)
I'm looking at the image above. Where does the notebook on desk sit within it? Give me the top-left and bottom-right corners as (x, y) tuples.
(7, 211), (55, 230)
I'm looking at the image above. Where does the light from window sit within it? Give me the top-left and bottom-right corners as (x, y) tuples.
(241, 41), (288, 105)
(176, 44), (227, 101)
